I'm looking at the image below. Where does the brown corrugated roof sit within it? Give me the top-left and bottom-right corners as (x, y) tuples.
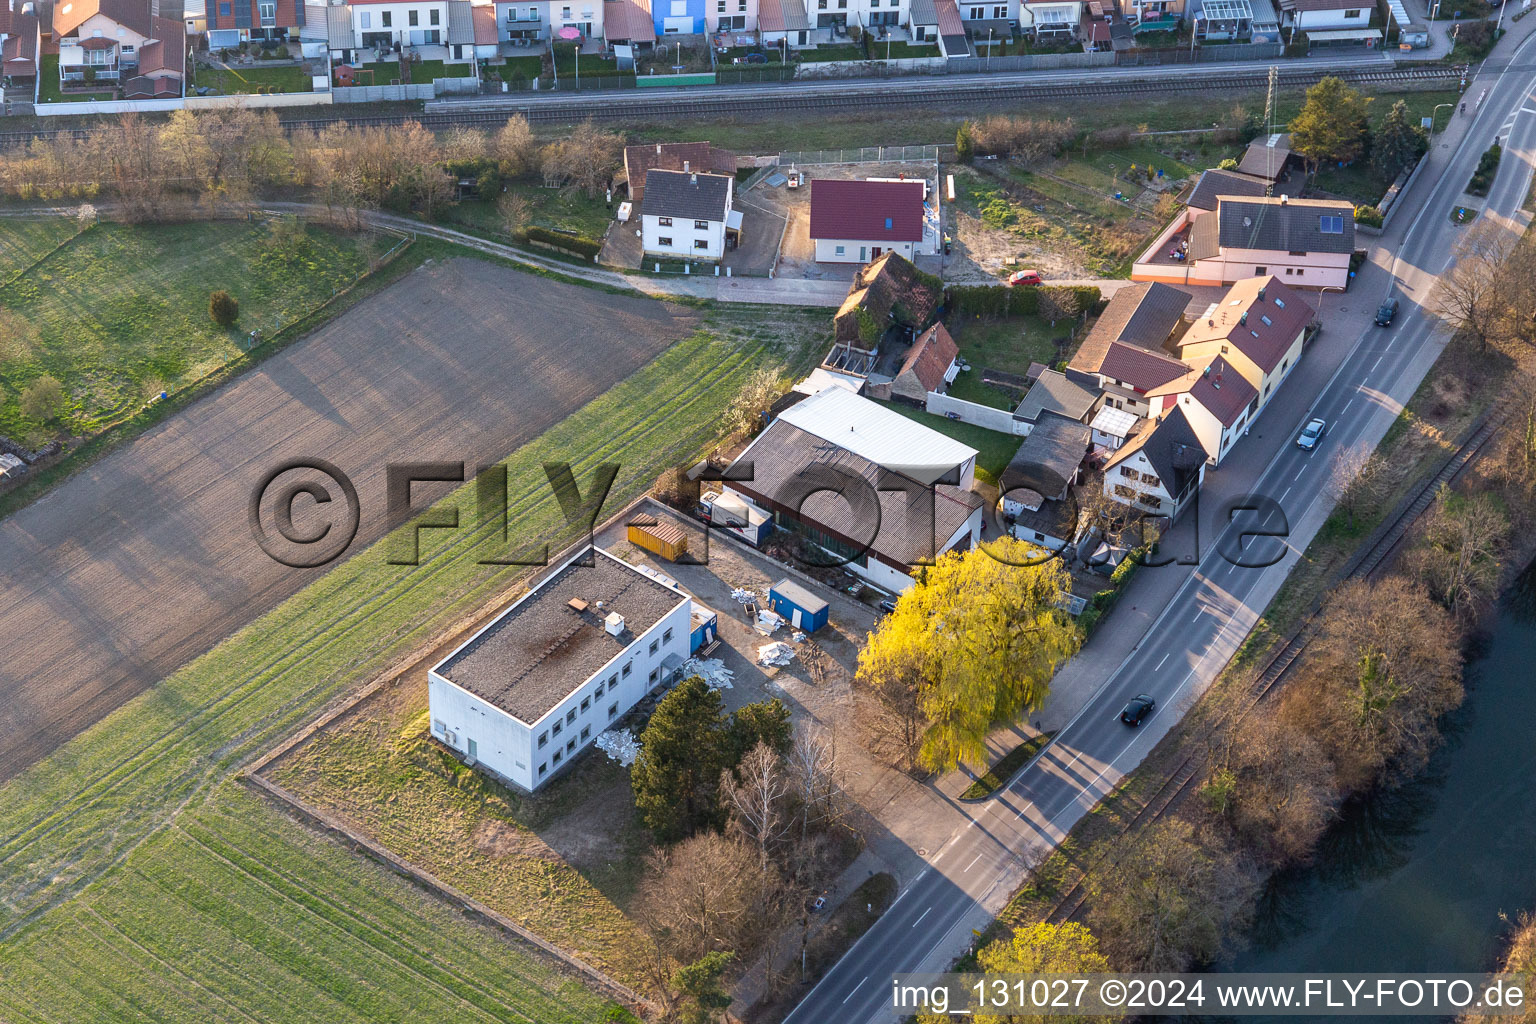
(603, 0), (656, 41)
(1099, 341), (1190, 392)
(472, 2), (498, 43)
(137, 17), (185, 76)
(1186, 168), (1270, 212)
(809, 178), (925, 243)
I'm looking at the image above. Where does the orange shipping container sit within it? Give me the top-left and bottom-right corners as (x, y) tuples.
(627, 521), (689, 562)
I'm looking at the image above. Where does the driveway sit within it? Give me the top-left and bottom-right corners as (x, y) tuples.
(0, 257), (698, 782)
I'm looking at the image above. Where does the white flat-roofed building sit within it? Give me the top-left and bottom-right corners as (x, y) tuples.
(776, 384), (977, 489)
(428, 546), (692, 792)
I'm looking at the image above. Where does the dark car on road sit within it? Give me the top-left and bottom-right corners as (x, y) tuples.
(1120, 694), (1156, 726)
(1375, 298), (1399, 326)
(1296, 417), (1328, 451)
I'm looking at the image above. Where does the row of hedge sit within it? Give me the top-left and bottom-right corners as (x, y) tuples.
(1076, 545), (1146, 638)
(524, 224), (602, 260)
(1468, 143), (1502, 197)
(946, 284), (1102, 319)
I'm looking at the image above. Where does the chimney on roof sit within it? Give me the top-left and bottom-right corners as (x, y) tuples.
(1258, 285), (1266, 301)
(691, 172), (697, 184)
(656, 143), (662, 154)
(683, 159), (690, 172)
(1280, 194), (1289, 205)
(1214, 369), (1222, 390)
(604, 611), (625, 636)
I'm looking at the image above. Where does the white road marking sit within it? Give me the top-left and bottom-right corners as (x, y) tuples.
(1372, 355), (1383, 371)
(842, 978), (868, 1005)
(912, 907), (932, 928)
(1294, 468), (1305, 482)
(1155, 652), (1170, 670)
(964, 853), (983, 872)
(1191, 608), (1203, 623)
(1280, 486), (1292, 503)
(1342, 397), (1356, 415)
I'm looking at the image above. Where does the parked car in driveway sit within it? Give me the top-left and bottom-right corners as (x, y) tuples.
(1296, 418), (1328, 451)
(1008, 269), (1042, 287)
(1120, 694), (1156, 726)
(1375, 298), (1399, 326)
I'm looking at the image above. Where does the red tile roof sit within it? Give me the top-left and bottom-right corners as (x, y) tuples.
(603, 0), (656, 42)
(1185, 356), (1257, 425)
(809, 178), (926, 243)
(137, 17), (185, 76)
(623, 141), (736, 202)
(1098, 341), (1190, 392)
(1176, 275), (1310, 374)
(52, 0), (152, 38)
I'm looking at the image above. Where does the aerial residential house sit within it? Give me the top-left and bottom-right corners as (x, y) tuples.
(1, 1), (40, 83)
(1019, 0), (1082, 39)
(428, 546), (693, 792)
(1172, 274), (1310, 417)
(887, 321), (959, 406)
(758, 0), (809, 48)
(443, 0), (497, 58)
(350, 0), (450, 49)
(1280, 0), (1372, 32)
(623, 141), (737, 203)
(1167, 355), (1260, 466)
(706, 0), (756, 32)
(723, 386), (983, 592)
(495, 0), (545, 41)
(1068, 282), (1193, 417)
(907, 0), (969, 55)
(998, 414), (1093, 552)
(183, 0), (207, 34)
(206, 0), (305, 48)
(1184, 167), (1272, 213)
(640, 168), (734, 261)
(52, 0), (186, 98)
(1136, 195), (1355, 289)
(652, 0), (704, 32)
(1125, 0), (1184, 30)
(959, 0), (1015, 46)
(809, 178), (928, 264)
(862, 0), (911, 36)
(600, 0), (650, 45)
(826, 250), (944, 395)
(1102, 406), (1207, 520)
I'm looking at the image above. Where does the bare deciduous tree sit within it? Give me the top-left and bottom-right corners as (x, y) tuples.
(1279, 577), (1463, 794)
(723, 741), (791, 870)
(1437, 223), (1514, 351)
(1326, 441), (1387, 530)
(492, 115), (539, 177)
(1404, 485), (1510, 619)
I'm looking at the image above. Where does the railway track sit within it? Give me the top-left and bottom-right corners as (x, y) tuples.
(0, 63), (1459, 147)
(1039, 405), (1506, 928)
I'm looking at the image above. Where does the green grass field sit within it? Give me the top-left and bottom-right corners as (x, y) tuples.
(0, 219), (373, 443)
(946, 315), (1064, 409)
(444, 185), (614, 240)
(36, 56), (113, 103)
(0, 218), (80, 280)
(193, 64), (313, 94)
(887, 403), (1022, 484)
(0, 287), (828, 1020)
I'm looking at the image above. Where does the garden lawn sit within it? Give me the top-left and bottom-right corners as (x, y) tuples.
(409, 59), (475, 82)
(36, 55), (113, 103)
(945, 314), (1064, 409)
(552, 44), (631, 77)
(886, 403), (1022, 484)
(194, 64), (312, 93)
(0, 294), (830, 1016)
(0, 219), (373, 442)
(797, 44), (867, 61)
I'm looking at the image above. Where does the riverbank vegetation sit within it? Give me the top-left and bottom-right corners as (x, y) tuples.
(1473, 913), (1536, 1024)
(993, 234), (1536, 975)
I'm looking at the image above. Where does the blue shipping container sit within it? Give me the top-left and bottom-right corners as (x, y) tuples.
(768, 579), (829, 633)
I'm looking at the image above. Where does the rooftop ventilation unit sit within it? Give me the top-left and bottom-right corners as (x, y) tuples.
(604, 612), (625, 636)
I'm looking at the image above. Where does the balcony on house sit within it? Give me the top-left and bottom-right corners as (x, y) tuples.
(59, 40), (125, 82)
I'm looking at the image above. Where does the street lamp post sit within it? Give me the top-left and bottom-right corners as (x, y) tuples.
(1430, 100), (1454, 138)
(987, 27), (994, 67)
(1314, 283), (1345, 316)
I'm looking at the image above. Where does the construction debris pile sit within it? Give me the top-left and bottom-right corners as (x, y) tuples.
(594, 729), (640, 766)
(757, 642), (797, 667)
(682, 657), (735, 690)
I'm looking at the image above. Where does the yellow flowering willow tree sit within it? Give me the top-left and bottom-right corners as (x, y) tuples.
(856, 538), (1078, 774)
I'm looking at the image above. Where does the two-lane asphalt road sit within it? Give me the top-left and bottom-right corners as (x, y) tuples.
(787, 35), (1536, 1024)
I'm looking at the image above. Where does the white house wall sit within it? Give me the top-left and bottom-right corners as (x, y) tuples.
(642, 215), (727, 260)
(813, 237), (917, 263)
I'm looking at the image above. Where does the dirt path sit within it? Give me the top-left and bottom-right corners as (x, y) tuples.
(0, 257), (698, 782)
